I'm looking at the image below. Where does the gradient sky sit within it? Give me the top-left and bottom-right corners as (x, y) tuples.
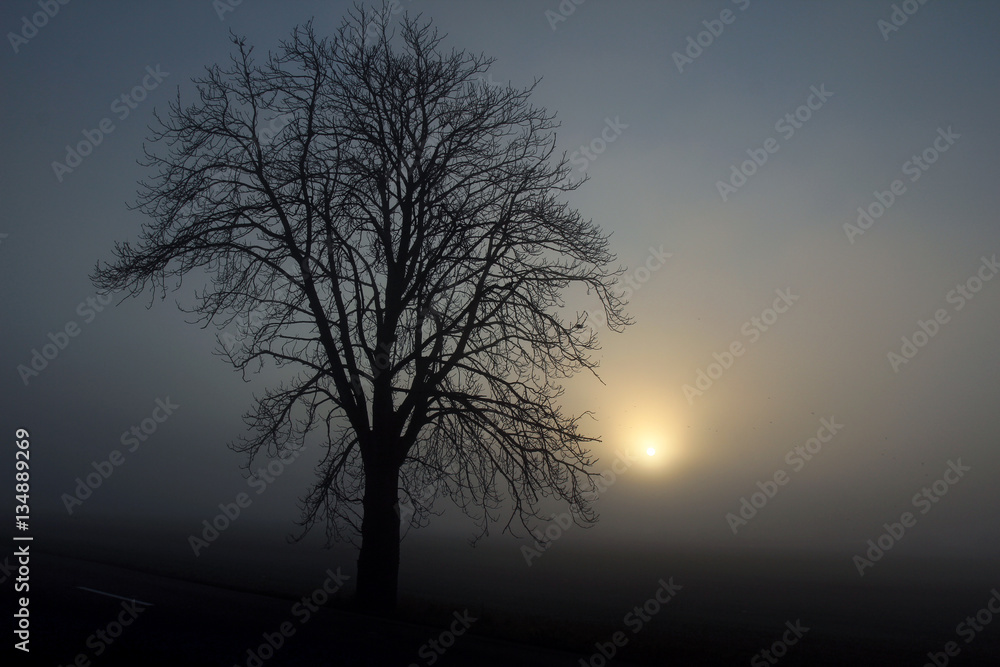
(3, 0), (999, 606)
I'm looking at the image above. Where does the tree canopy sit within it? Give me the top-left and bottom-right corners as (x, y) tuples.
(94, 3), (629, 609)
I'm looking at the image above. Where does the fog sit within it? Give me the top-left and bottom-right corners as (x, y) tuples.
(3, 1), (999, 663)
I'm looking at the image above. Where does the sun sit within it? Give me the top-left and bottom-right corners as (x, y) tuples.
(646, 446), (656, 457)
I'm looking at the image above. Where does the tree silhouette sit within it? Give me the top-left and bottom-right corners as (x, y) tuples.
(93, 3), (629, 613)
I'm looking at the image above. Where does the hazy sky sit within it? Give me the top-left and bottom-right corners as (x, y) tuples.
(3, 0), (999, 594)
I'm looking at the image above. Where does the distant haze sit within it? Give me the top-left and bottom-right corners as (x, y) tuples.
(3, 0), (998, 614)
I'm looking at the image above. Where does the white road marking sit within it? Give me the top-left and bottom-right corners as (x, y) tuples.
(76, 586), (153, 606)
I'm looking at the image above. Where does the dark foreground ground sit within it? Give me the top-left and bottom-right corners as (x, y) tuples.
(8, 547), (1000, 666)
(13, 551), (600, 666)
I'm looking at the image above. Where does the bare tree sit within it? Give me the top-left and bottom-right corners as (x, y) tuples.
(93, 3), (629, 613)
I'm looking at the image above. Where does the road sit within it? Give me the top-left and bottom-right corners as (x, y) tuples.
(10, 549), (1000, 665)
(12, 551), (611, 667)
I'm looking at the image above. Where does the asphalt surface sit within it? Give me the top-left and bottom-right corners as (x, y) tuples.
(8, 550), (1000, 666)
(8, 550), (615, 667)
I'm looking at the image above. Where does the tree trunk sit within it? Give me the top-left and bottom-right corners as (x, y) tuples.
(355, 458), (401, 615)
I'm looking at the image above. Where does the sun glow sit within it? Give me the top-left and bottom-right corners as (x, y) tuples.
(634, 431), (681, 473)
